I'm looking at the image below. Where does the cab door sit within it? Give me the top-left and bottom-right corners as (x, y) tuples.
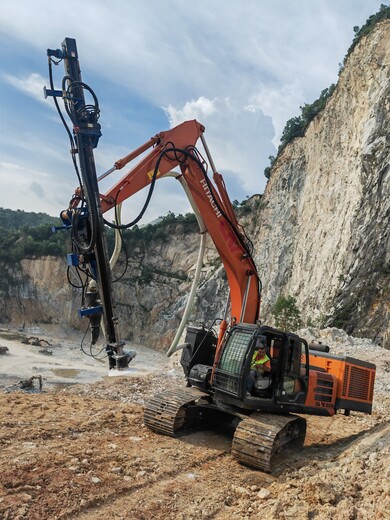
(277, 336), (308, 404)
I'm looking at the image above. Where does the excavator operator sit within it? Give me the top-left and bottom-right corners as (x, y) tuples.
(246, 336), (271, 396)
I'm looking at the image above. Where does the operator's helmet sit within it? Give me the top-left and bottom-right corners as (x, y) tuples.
(255, 335), (267, 349)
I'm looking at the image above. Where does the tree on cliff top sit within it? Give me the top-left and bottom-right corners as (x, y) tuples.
(263, 4), (390, 180)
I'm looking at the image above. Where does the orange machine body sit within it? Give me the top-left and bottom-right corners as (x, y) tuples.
(305, 351), (375, 414)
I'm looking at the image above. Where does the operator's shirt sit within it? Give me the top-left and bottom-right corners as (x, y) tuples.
(250, 351), (271, 371)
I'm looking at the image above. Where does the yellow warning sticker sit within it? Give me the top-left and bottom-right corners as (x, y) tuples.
(147, 169), (160, 180)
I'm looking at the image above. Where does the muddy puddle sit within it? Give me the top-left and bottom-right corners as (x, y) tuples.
(51, 368), (80, 378)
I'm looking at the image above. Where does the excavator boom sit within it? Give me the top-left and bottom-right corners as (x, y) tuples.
(99, 119), (261, 329)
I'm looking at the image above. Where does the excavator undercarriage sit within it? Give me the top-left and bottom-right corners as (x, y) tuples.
(144, 388), (307, 472)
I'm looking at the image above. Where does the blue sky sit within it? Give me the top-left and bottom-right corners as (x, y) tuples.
(0, 1), (386, 224)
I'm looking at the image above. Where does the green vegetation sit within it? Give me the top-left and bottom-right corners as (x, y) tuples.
(330, 298), (357, 331)
(0, 209), (66, 262)
(263, 86), (336, 180)
(236, 197), (255, 215)
(264, 84), (336, 180)
(306, 315), (327, 329)
(0, 208), (199, 263)
(264, 4), (390, 180)
(0, 330), (26, 342)
(331, 282), (378, 332)
(271, 295), (302, 331)
(121, 211), (198, 247)
(346, 4), (390, 60)
(280, 86), (336, 151)
(0, 225), (67, 262)
(135, 266), (188, 286)
(0, 207), (60, 230)
(264, 156), (276, 180)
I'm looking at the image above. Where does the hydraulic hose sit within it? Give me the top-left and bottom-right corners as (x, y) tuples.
(166, 232), (207, 357)
(166, 174), (207, 357)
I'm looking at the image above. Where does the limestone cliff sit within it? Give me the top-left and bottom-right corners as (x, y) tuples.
(255, 20), (390, 343)
(1, 21), (389, 349)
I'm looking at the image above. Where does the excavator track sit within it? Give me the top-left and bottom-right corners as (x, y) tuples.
(231, 413), (306, 472)
(145, 390), (306, 473)
(144, 388), (205, 436)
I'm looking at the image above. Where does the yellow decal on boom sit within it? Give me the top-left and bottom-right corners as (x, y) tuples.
(147, 169), (160, 180)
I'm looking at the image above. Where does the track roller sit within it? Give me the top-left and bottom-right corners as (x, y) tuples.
(144, 388), (204, 436)
(231, 413), (306, 472)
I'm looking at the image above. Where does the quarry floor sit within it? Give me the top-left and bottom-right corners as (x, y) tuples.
(0, 327), (389, 519)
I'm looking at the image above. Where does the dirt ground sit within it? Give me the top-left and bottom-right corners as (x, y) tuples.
(0, 327), (389, 519)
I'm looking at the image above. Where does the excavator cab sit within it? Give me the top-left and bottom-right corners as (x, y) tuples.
(210, 324), (309, 410)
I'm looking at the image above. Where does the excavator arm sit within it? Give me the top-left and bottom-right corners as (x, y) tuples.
(46, 37), (260, 370)
(98, 119), (261, 333)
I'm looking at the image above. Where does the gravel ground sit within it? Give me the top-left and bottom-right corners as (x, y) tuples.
(0, 327), (389, 519)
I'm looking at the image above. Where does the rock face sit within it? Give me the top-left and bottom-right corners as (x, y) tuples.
(2, 257), (81, 333)
(0, 221), (225, 350)
(255, 20), (390, 343)
(110, 219), (226, 348)
(0, 21), (389, 349)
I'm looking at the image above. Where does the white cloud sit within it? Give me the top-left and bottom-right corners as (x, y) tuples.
(0, 161), (72, 216)
(103, 180), (193, 226)
(0, 1), (373, 106)
(245, 82), (306, 147)
(164, 96), (274, 195)
(0, 129), (71, 167)
(3, 72), (48, 104)
(0, 0), (385, 219)
(164, 97), (218, 126)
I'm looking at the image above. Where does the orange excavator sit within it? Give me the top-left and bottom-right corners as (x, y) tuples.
(46, 38), (376, 471)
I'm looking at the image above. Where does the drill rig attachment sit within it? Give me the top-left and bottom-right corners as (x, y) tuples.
(45, 37), (136, 373)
